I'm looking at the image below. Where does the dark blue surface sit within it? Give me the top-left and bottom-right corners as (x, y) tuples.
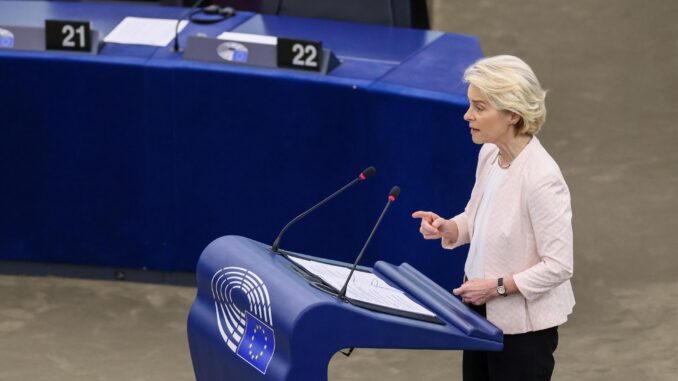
(233, 14), (443, 62)
(376, 33), (484, 99)
(0, 51), (151, 267)
(187, 236), (502, 380)
(0, 1), (482, 291)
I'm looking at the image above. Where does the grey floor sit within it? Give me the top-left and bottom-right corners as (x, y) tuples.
(2, 0), (677, 380)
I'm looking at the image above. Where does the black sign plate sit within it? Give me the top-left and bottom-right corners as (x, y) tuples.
(277, 38), (322, 72)
(45, 20), (92, 52)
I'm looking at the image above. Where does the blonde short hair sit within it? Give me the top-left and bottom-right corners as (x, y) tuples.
(463, 55), (547, 136)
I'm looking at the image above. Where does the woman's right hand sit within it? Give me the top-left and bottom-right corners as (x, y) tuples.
(411, 211), (460, 243)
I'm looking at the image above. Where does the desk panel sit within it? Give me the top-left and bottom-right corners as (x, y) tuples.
(0, 52), (154, 267)
(0, 1), (481, 290)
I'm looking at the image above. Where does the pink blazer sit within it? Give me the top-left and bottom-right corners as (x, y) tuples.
(443, 137), (575, 334)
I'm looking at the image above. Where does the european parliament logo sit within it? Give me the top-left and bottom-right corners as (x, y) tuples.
(0, 28), (14, 49)
(217, 42), (249, 63)
(211, 267), (275, 374)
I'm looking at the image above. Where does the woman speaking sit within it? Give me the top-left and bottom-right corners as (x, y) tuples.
(412, 55), (575, 381)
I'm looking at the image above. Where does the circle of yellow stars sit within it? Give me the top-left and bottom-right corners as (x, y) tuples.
(247, 324), (269, 361)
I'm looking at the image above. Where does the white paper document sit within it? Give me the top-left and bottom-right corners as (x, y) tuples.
(289, 256), (435, 317)
(104, 17), (188, 47)
(217, 31), (278, 46)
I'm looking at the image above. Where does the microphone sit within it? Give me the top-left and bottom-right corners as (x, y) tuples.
(173, 0), (206, 52)
(270, 166), (376, 253)
(338, 186), (400, 299)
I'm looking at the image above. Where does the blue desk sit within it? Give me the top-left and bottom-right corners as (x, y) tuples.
(0, 1), (483, 291)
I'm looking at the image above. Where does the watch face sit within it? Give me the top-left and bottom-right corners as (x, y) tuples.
(498, 285), (506, 295)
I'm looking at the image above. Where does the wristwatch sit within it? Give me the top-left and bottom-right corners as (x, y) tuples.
(497, 278), (507, 297)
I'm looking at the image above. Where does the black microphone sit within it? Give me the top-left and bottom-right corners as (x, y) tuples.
(173, 0), (206, 52)
(338, 186), (400, 299)
(271, 166), (376, 253)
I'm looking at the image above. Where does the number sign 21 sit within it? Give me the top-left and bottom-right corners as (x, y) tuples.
(45, 20), (92, 52)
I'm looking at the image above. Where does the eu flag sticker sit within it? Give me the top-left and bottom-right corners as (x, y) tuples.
(236, 311), (275, 374)
(0, 28), (14, 48)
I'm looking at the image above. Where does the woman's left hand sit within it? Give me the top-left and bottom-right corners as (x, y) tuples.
(453, 279), (499, 305)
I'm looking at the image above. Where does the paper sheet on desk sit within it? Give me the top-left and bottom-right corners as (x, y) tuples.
(217, 31), (277, 45)
(289, 256), (435, 317)
(104, 17), (188, 47)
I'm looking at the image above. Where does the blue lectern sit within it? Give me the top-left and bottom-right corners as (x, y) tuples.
(187, 236), (503, 380)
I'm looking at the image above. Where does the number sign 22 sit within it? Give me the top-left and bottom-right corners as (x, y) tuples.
(277, 38), (322, 72)
(45, 20), (92, 52)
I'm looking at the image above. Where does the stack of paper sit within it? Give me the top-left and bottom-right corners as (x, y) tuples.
(288, 256), (435, 317)
(104, 17), (188, 47)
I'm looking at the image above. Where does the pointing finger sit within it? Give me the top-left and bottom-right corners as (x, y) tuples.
(411, 211), (431, 220)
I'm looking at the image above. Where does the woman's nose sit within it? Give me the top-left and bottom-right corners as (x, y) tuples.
(464, 109), (473, 121)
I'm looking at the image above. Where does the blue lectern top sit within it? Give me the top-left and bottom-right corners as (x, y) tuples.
(188, 235), (502, 380)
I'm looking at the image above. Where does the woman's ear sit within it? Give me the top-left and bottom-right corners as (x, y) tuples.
(507, 111), (521, 127)
(509, 111), (522, 127)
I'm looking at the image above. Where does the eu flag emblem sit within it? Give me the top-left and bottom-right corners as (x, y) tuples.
(232, 50), (248, 62)
(0, 29), (14, 48)
(236, 311), (275, 374)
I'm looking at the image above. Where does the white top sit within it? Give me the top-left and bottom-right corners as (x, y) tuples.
(464, 158), (505, 279)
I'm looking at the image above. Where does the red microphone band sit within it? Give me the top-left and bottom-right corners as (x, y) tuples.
(388, 195), (396, 201)
(359, 173), (366, 180)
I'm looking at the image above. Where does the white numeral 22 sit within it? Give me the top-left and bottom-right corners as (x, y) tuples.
(292, 43), (318, 67)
